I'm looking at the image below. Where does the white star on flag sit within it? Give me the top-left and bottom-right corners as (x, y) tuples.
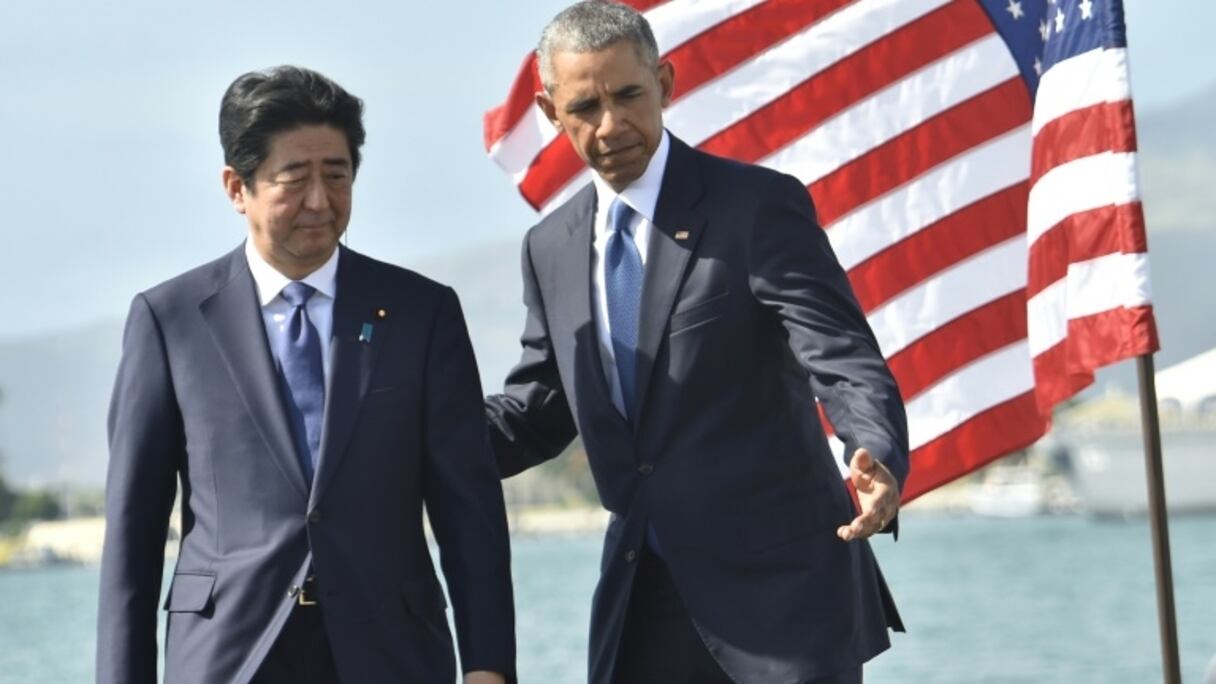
(1055, 8), (1066, 32)
(1040, 19), (1051, 41)
(1006, 0), (1025, 20)
(1080, 0), (1095, 20)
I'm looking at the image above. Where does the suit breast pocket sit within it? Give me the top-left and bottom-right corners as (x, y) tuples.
(669, 290), (731, 336)
(361, 385), (412, 411)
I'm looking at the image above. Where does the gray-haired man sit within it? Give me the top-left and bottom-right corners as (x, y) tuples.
(486, 2), (908, 683)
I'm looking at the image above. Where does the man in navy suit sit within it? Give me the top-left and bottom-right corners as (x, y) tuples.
(98, 66), (515, 684)
(486, 3), (908, 683)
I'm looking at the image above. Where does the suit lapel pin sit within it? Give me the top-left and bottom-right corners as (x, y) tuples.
(360, 308), (386, 343)
(674, 230), (690, 241)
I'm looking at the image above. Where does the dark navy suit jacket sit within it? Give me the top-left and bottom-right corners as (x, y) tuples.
(98, 245), (515, 683)
(487, 136), (908, 684)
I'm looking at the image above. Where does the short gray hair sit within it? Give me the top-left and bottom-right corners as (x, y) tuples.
(537, 1), (660, 93)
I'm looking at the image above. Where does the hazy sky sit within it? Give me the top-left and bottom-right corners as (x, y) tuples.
(2, 0), (1213, 339)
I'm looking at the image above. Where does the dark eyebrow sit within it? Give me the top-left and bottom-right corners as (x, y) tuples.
(614, 84), (644, 97)
(273, 161), (310, 175)
(273, 158), (351, 174)
(566, 95), (599, 112)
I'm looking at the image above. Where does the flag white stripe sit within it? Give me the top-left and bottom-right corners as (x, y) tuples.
(1026, 251), (1153, 356)
(1032, 47), (1131, 135)
(833, 341), (1036, 462)
(489, 107), (559, 181)
(827, 126), (1031, 270)
(761, 32), (1015, 186)
(664, 0), (951, 150)
(905, 341), (1034, 450)
(1026, 151), (1139, 246)
(868, 236), (1026, 358)
(830, 435), (851, 477)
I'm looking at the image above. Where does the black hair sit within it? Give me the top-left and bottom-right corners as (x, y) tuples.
(219, 66), (365, 186)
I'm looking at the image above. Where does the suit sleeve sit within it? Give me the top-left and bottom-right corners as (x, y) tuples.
(421, 287), (517, 680)
(747, 173), (910, 490)
(97, 294), (183, 684)
(484, 232), (579, 478)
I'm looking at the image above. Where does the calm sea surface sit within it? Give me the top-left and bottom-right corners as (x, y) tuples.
(1, 514), (1213, 683)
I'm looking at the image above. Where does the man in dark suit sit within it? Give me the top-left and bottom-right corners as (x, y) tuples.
(97, 66), (514, 684)
(485, 3), (908, 683)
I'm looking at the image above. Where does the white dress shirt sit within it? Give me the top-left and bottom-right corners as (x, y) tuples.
(244, 239), (338, 382)
(590, 130), (671, 414)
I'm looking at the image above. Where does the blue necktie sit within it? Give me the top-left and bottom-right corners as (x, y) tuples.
(605, 198), (643, 421)
(276, 282), (324, 483)
(606, 200), (665, 556)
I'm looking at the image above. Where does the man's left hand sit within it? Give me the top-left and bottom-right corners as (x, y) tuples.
(836, 447), (900, 542)
(465, 671), (507, 684)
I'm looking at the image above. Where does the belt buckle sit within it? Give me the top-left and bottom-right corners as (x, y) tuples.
(297, 576), (318, 606)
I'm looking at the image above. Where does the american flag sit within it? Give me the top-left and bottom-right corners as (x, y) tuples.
(483, 0), (1159, 501)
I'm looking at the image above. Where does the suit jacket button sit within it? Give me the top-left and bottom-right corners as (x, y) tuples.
(626, 550), (637, 563)
(637, 463), (654, 475)
(308, 510), (322, 524)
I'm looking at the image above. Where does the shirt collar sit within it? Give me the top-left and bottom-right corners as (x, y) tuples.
(243, 239), (339, 307)
(592, 129), (670, 223)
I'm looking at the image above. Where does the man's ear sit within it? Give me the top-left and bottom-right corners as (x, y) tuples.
(535, 90), (562, 130)
(658, 60), (675, 108)
(221, 166), (248, 215)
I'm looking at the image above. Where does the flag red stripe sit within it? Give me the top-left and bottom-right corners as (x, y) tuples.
(813, 77), (1031, 228)
(484, 56), (543, 150)
(902, 391), (1048, 502)
(1025, 202), (1148, 299)
(700, 0), (996, 165)
(1031, 304), (1159, 410)
(1030, 339), (1098, 412)
(667, 0), (853, 100)
(519, 0), (852, 208)
(886, 291), (1028, 402)
(519, 136), (581, 209)
(848, 183), (1028, 312)
(624, 0), (672, 11)
(1030, 100), (1138, 185)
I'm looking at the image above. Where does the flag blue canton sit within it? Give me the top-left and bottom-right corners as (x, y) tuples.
(978, 0), (1129, 97)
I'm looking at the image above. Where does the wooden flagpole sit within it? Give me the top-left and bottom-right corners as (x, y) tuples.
(1135, 354), (1182, 684)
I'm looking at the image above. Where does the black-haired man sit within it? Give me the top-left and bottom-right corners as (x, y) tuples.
(98, 66), (515, 684)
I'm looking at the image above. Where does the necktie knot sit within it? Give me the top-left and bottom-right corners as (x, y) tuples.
(608, 198), (636, 238)
(281, 282), (316, 308)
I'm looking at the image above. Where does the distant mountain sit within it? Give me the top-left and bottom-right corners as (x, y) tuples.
(1134, 83), (1216, 234)
(0, 319), (124, 487)
(2, 87), (1214, 487)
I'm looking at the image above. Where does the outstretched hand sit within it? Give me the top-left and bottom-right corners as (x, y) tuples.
(836, 448), (900, 542)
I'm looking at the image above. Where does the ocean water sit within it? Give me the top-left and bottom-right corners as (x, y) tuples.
(1, 514), (1213, 683)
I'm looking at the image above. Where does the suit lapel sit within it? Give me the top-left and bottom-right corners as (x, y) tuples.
(634, 138), (707, 424)
(200, 248), (309, 500)
(558, 185), (631, 432)
(311, 247), (381, 506)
